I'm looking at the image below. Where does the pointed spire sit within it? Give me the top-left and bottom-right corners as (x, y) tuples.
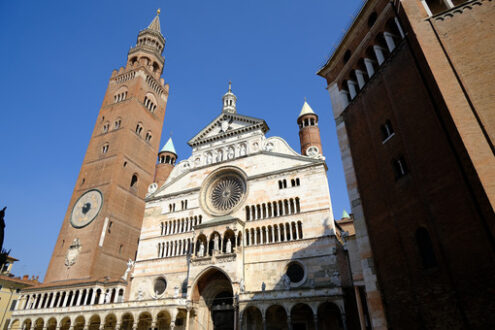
(342, 210), (350, 219)
(160, 137), (176, 155)
(147, 9), (162, 33)
(298, 99), (316, 118)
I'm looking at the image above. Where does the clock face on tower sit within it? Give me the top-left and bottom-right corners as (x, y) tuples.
(70, 189), (103, 228)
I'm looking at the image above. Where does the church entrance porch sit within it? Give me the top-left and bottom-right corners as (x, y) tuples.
(191, 268), (235, 330)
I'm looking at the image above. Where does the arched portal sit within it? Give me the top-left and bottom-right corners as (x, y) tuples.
(22, 319), (32, 330)
(317, 302), (343, 330)
(192, 267), (235, 330)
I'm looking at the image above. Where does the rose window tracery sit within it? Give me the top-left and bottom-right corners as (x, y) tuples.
(200, 168), (247, 216)
(211, 176), (244, 211)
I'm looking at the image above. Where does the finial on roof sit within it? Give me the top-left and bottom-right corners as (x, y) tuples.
(342, 210), (350, 219)
(222, 81), (237, 114)
(228, 81), (232, 92)
(157, 9), (161, 15)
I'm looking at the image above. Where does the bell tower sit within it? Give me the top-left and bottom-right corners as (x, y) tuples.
(44, 11), (170, 283)
(298, 100), (323, 157)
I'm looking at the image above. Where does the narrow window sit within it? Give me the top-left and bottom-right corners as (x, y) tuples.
(107, 221), (113, 233)
(130, 174), (138, 188)
(119, 244), (123, 255)
(296, 178), (300, 186)
(102, 144), (109, 154)
(415, 227), (438, 269)
(381, 120), (395, 142)
(392, 156), (408, 179)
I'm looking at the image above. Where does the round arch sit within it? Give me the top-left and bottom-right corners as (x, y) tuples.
(46, 318), (57, 330)
(59, 317), (71, 330)
(241, 306), (262, 330)
(88, 315), (101, 330)
(191, 267), (234, 330)
(266, 304), (288, 330)
(120, 313), (134, 330)
(290, 303), (315, 330)
(317, 302), (343, 330)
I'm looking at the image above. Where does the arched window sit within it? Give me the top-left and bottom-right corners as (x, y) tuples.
(415, 228), (438, 269)
(130, 174), (138, 188)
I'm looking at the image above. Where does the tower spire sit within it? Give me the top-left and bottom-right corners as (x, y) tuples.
(222, 81), (237, 113)
(147, 9), (162, 33)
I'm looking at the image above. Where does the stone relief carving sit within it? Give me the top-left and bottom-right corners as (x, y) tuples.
(65, 238), (81, 267)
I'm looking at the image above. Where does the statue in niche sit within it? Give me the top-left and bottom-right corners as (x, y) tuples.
(104, 291), (111, 303)
(198, 242), (205, 257)
(240, 144), (246, 156)
(226, 239), (232, 253)
(214, 235), (220, 251)
(240, 279), (245, 293)
(261, 282), (266, 292)
(227, 147), (235, 159)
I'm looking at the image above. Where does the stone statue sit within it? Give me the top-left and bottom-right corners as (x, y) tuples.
(122, 258), (135, 280)
(136, 289), (143, 301)
(198, 242), (205, 257)
(214, 235), (219, 251)
(0, 206), (6, 252)
(240, 279), (245, 293)
(226, 239), (232, 253)
(261, 282), (266, 292)
(282, 274), (291, 290)
(104, 291), (111, 303)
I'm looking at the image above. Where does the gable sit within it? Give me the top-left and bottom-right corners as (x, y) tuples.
(188, 112), (269, 147)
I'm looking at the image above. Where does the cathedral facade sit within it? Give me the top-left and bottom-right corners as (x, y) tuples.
(9, 12), (352, 330)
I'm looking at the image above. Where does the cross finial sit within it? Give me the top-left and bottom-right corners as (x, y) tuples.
(228, 81), (232, 92)
(157, 9), (161, 16)
(304, 96), (307, 102)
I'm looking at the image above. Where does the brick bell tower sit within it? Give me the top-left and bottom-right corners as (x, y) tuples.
(154, 137), (177, 187)
(44, 10), (169, 283)
(298, 100), (323, 157)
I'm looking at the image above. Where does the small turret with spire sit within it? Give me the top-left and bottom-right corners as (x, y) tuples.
(222, 82), (237, 114)
(127, 9), (166, 76)
(298, 99), (323, 158)
(154, 137), (177, 186)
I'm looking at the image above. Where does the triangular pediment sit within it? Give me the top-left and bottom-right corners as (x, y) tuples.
(188, 112), (269, 147)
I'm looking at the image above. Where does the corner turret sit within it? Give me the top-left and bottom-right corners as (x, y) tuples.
(154, 137), (177, 186)
(297, 100), (323, 158)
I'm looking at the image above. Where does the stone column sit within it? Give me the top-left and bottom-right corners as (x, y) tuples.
(373, 45), (386, 65)
(277, 227), (281, 242)
(98, 290), (105, 304)
(295, 224), (300, 240)
(287, 316), (292, 330)
(346, 80), (358, 99)
(341, 312), (348, 330)
(383, 32), (396, 53)
(185, 307), (191, 330)
(355, 70), (366, 89)
(76, 290), (83, 306)
(313, 314), (319, 330)
(62, 292), (69, 307)
(339, 90), (350, 109)
(394, 17), (405, 38)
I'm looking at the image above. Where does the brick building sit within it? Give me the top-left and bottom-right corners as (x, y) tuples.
(317, 0), (495, 328)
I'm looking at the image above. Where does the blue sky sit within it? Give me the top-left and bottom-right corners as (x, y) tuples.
(0, 0), (362, 279)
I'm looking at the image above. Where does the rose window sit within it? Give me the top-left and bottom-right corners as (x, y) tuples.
(211, 176), (244, 211)
(200, 168), (247, 216)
